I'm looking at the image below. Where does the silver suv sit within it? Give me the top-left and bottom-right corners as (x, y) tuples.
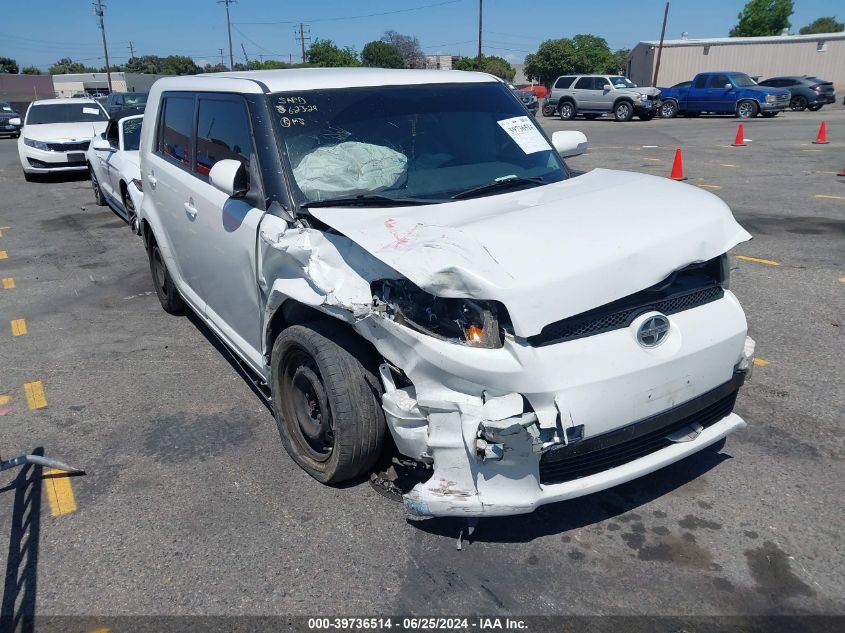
(546, 75), (661, 122)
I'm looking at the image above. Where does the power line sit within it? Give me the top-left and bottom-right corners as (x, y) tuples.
(235, 0), (464, 25)
(218, 0), (236, 70)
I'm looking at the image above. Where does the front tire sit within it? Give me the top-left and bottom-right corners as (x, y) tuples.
(542, 104), (555, 117)
(614, 101), (634, 121)
(90, 167), (107, 206)
(271, 323), (386, 484)
(660, 100), (679, 118)
(122, 185), (140, 234)
(147, 237), (185, 315)
(558, 101), (576, 121)
(736, 100), (758, 119)
(790, 95), (808, 111)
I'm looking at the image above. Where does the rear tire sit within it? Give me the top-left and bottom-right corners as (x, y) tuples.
(271, 322), (386, 484)
(614, 100), (634, 121)
(558, 101), (576, 121)
(147, 236), (185, 315)
(542, 104), (555, 117)
(736, 100), (758, 119)
(790, 95), (808, 111)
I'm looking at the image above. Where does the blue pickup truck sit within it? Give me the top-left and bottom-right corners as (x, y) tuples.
(658, 72), (791, 119)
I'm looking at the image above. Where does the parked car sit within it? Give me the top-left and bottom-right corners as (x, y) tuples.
(138, 68), (754, 518)
(87, 114), (143, 233)
(17, 98), (109, 181)
(757, 76), (836, 112)
(658, 72), (790, 119)
(0, 101), (21, 138)
(506, 82), (538, 114)
(102, 91), (148, 116)
(546, 74), (661, 121)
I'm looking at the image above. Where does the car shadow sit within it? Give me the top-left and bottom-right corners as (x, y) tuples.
(406, 441), (730, 543)
(0, 448), (44, 633)
(24, 172), (89, 184)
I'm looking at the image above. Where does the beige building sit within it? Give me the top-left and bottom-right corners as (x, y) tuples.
(626, 32), (845, 91)
(52, 72), (167, 97)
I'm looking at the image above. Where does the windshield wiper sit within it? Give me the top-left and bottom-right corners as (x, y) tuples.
(451, 175), (545, 200)
(302, 194), (440, 208)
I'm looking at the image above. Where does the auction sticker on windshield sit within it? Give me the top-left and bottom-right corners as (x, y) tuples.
(497, 116), (551, 154)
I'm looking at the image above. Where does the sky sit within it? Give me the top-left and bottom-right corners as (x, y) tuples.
(1, 0), (841, 70)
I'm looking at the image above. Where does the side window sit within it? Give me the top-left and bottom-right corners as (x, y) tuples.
(194, 97), (253, 178)
(555, 76), (574, 89)
(596, 77), (611, 90)
(710, 74), (730, 88)
(574, 77), (593, 90)
(156, 95), (194, 169)
(693, 75), (708, 89)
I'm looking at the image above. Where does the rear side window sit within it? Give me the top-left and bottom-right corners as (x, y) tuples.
(195, 97), (253, 178)
(574, 77), (594, 90)
(554, 76), (575, 89)
(693, 75), (707, 89)
(157, 95), (194, 169)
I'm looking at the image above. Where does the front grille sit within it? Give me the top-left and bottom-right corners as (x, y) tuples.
(528, 258), (725, 347)
(28, 158), (87, 169)
(539, 380), (740, 485)
(46, 140), (90, 152)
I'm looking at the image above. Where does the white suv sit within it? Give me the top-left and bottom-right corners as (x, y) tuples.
(138, 69), (754, 518)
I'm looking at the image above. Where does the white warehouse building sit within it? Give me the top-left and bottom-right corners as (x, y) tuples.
(626, 32), (845, 91)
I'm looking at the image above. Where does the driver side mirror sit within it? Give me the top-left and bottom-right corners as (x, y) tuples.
(552, 130), (588, 158)
(209, 159), (248, 198)
(724, 83), (733, 90)
(9, 117), (21, 127)
(91, 137), (115, 152)
(603, 85), (611, 92)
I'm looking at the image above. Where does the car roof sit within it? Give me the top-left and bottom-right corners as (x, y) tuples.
(153, 67), (497, 94)
(30, 98), (102, 106)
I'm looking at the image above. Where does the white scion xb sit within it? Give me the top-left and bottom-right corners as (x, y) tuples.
(137, 69), (755, 518)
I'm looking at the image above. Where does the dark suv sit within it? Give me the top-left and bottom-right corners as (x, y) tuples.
(102, 91), (149, 115)
(0, 101), (21, 138)
(757, 76), (836, 112)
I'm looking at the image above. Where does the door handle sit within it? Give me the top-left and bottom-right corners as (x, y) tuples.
(184, 199), (197, 220)
(147, 172), (157, 190)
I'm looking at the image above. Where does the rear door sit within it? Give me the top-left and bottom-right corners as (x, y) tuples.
(573, 76), (601, 109)
(687, 74), (710, 111)
(187, 93), (266, 368)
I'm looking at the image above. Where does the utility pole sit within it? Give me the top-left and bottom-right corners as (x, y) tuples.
(476, 0), (483, 70)
(127, 41), (136, 60)
(218, 0), (236, 70)
(652, 1), (669, 87)
(295, 23), (311, 64)
(93, 0), (112, 92)
(219, 48), (225, 66)
(241, 43), (250, 69)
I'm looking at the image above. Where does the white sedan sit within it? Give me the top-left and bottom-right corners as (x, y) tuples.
(87, 114), (143, 234)
(17, 98), (109, 180)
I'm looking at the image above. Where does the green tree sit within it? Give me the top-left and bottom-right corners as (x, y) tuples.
(361, 40), (405, 68)
(381, 30), (425, 68)
(125, 55), (161, 74)
(571, 34), (614, 74)
(730, 0), (794, 36)
(454, 55), (516, 81)
(159, 55), (200, 75)
(21, 66), (42, 75)
(306, 39), (359, 67)
(200, 62), (230, 73)
(0, 57), (20, 74)
(611, 48), (631, 74)
(48, 58), (97, 74)
(799, 16), (844, 34)
(524, 39), (577, 85)
(253, 59), (293, 70)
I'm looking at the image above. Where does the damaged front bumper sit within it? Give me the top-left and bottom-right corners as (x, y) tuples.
(365, 292), (755, 518)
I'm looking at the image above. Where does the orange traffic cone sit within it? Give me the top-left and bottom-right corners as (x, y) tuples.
(812, 120), (829, 144)
(838, 166), (845, 177)
(731, 124), (746, 147)
(669, 148), (687, 181)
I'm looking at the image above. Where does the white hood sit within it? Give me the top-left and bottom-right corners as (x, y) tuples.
(310, 169), (751, 337)
(23, 121), (107, 142)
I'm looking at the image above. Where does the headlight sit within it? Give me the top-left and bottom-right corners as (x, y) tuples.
(765, 95), (777, 103)
(373, 279), (509, 349)
(23, 137), (51, 151)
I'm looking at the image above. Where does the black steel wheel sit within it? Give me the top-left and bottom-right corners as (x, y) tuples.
(147, 237), (185, 315)
(790, 95), (808, 111)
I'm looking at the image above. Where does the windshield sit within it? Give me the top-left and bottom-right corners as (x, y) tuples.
(730, 74), (757, 87)
(270, 82), (565, 205)
(122, 117), (142, 151)
(1, 102), (13, 112)
(123, 93), (148, 106)
(26, 103), (108, 125)
(609, 76), (636, 88)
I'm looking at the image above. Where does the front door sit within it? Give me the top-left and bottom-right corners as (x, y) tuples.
(708, 74), (734, 113)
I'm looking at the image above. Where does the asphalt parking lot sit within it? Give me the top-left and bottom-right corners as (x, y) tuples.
(0, 106), (843, 624)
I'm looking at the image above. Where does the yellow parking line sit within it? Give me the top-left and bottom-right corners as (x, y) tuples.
(736, 255), (781, 266)
(752, 358), (769, 367)
(44, 469), (78, 517)
(719, 164), (737, 168)
(643, 157), (662, 162)
(10, 318), (27, 336)
(0, 251), (7, 259)
(697, 184), (722, 189)
(0, 395), (9, 405)
(2, 277), (14, 289)
(815, 194), (845, 200)
(840, 277), (845, 283)
(23, 380), (47, 409)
